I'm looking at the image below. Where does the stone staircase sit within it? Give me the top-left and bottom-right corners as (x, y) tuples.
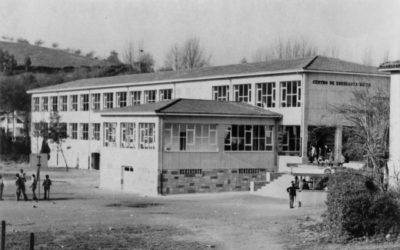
(253, 173), (296, 199)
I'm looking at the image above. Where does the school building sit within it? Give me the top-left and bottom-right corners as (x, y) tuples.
(27, 56), (389, 195)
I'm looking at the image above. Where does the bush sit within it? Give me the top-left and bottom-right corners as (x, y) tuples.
(324, 169), (400, 241)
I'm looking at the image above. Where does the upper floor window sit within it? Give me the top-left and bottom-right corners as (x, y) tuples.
(233, 84), (251, 103)
(80, 94), (89, 111)
(41, 97), (48, 111)
(116, 92), (127, 108)
(120, 122), (136, 148)
(164, 123), (217, 152)
(79, 123), (89, 140)
(104, 122), (117, 147)
(139, 123), (155, 149)
(33, 97), (40, 111)
(224, 124), (274, 151)
(129, 91), (141, 106)
(144, 90), (156, 104)
(70, 95), (78, 111)
(280, 81), (301, 107)
(256, 82), (276, 108)
(59, 96), (68, 111)
(91, 123), (100, 140)
(212, 85), (230, 101)
(91, 93), (101, 111)
(51, 96), (58, 112)
(159, 89), (173, 101)
(103, 93), (114, 109)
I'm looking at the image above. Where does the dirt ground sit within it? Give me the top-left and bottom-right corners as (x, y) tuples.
(0, 162), (355, 249)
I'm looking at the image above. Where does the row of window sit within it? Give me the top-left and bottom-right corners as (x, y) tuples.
(212, 81), (301, 108)
(32, 122), (101, 140)
(32, 89), (173, 112)
(103, 122), (156, 149)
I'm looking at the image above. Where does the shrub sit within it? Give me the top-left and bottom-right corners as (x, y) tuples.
(324, 169), (400, 241)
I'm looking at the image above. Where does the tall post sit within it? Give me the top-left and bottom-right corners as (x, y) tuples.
(379, 64), (400, 187)
(1, 220), (5, 250)
(29, 233), (34, 250)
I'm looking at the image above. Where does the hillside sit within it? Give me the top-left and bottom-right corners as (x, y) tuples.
(0, 41), (111, 69)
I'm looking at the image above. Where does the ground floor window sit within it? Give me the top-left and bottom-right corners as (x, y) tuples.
(104, 122), (117, 147)
(224, 124), (274, 151)
(120, 122), (136, 148)
(164, 123), (217, 152)
(70, 123), (78, 139)
(139, 123), (155, 149)
(91, 123), (100, 140)
(278, 126), (301, 155)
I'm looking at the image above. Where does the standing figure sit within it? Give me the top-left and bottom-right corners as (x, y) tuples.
(20, 169), (26, 183)
(15, 174), (28, 201)
(286, 181), (297, 209)
(0, 174), (4, 200)
(43, 175), (52, 200)
(30, 174), (38, 201)
(311, 145), (317, 163)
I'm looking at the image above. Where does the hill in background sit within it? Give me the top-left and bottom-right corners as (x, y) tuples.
(0, 41), (112, 69)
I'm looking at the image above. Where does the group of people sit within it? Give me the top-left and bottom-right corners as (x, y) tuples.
(286, 177), (309, 209)
(0, 169), (52, 201)
(309, 144), (334, 166)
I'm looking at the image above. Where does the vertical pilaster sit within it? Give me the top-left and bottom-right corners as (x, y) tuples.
(300, 74), (309, 163)
(334, 125), (343, 162)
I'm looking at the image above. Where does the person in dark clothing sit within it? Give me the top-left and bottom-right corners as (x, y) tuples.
(302, 179), (310, 190)
(15, 174), (28, 201)
(286, 181), (297, 208)
(30, 174), (38, 201)
(43, 175), (52, 200)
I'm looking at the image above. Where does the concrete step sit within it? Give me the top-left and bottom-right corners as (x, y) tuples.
(253, 173), (295, 199)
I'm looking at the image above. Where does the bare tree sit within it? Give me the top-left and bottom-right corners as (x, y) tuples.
(164, 37), (211, 70)
(122, 41), (136, 71)
(333, 88), (389, 190)
(382, 49), (390, 63)
(122, 41), (155, 73)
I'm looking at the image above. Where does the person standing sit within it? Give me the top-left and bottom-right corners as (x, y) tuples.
(20, 169), (26, 183)
(15, 174), (27, 201)
(43, 175), (52, 200)
(286, 181), (297, 209)
(0, 174), (4, 200)
(298, 179), (304, 208)
(30, 174), (38, 201)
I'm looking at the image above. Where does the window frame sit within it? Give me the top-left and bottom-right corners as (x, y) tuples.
(159, 89), (173, 101)
(103, 93), (114, 110)
(256, 82), (276, 108)
(139, 123), (156, 149)
(80, 94), (89, 111)
(116, 92), (127, 108)
(91, 93), (101, 111)
(144, 90), (157, 104)
(280, 81), (301, 108)
(212, 85), (230, 101)
(233, 84), (252, 103)
(129, 91), (141, 106)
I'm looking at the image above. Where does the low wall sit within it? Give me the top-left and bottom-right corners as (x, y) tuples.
(161, 168), (271, 194)
(299, 190), (327, 207)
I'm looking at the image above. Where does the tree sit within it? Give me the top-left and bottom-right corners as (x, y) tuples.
(85, 51), (95, 58)
(48, 111), (69, 171)
(333, 88), (389, 190)
(24, 56), (31, 72)
(106, 50), (122, 65)
(34, 40), (44, 46)
(137, 52), (154, 73)
(16, 38), (30, 44)
(164, 37), (211, 70)
(0, 49), (17, 75)
(51, 43), (59, 49)
(122, 41), (136, 71)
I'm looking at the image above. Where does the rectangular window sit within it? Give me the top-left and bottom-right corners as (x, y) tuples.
(51, 96), (58, 112)
(163, 123), (217, 152)
(59, 96), (68, 111)
(212, 85), (230, 101)
(233, 84), (251, 103)
(70, 123), (78, 139)
(224, 124), (274, 151)
(159, 89), (173, 101)
(91, 123), (100, 140)
(279, 126), (301, 154)
(103, 93), (114, 109)
(116, 92), (127, 108)
(280, 81), (301, 107)
(129, 91), (141, 106)
(103, 122), (117, 147)
(59, 123), (67, 138)
(33, 97), (40, 111)
(70, 95), (78, 111)
(41, 97), (48, 111)
(120, 122), (136, 148)
(256, 82), (276, 108)
(80, 123), (89, 140)
(91, 93), (101, 111)
(139, 123), (156, 149)
(144, 90), (156, 103)
(80, 94), (89, 111)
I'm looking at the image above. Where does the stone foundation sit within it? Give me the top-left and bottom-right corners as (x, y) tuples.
(160, 168), (279, 195)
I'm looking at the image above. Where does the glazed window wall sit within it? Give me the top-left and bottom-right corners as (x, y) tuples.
(224, 124), (274, 151)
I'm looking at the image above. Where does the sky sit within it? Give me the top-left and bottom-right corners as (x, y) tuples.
(0, 0), (399, 68)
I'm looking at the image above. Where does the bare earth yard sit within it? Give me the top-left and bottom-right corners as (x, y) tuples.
(1, 162), (399, 250)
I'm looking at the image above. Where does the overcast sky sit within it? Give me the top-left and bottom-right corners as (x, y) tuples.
(0, 0), (399, 68)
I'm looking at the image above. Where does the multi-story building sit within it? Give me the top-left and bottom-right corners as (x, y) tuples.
(27, 56), (389, 189)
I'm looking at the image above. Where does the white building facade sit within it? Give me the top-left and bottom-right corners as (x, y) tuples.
(27, 56), (389, 175)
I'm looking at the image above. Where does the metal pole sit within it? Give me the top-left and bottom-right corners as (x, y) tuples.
(1, 220), (5, 250)
(29, 232), (34, 250)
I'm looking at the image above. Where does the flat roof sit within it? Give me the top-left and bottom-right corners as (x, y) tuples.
(27, 56), (388, 94)
(99, 98), (282, 118)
